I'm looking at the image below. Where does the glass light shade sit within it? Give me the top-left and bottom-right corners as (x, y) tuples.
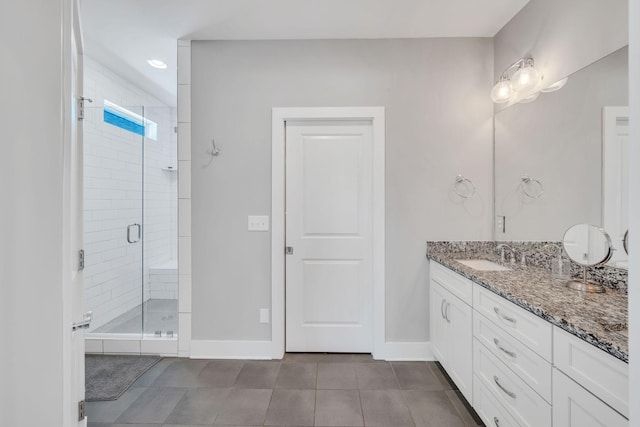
(490, 80), (513, 103)
(541, 77), (568, 93)
(519, 92), (540, 104)
(511, 64), (541, 93)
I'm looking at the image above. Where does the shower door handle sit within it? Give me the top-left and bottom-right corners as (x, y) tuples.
(127, 223), (141, 243)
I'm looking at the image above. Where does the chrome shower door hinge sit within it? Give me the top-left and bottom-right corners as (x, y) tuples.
(78, 249), (85, 271)
(78, 400), (86, 421)
(78, 96), (93, 121)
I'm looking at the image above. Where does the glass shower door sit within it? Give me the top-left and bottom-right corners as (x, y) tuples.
(83, 103), (144, 337)
(142, 106), (178, 338)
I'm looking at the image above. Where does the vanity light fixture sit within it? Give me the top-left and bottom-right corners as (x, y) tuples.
(541, 77), (569, 93)
(490, 57), (543, 104)
(147, 59), (167, 69)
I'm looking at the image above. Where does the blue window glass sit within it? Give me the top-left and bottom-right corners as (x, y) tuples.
(104, 106), (145, 136)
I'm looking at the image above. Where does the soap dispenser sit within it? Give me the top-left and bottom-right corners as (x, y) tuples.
(552, 253), (571, 280)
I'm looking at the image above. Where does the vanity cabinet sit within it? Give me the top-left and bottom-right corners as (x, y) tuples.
(553, 327), (628, 422)
(428, 260), (628, 427)
(553, 368), (627, 427)
(429, 262), (473, 403)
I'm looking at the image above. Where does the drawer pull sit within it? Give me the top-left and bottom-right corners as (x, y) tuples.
(445, 302), (451, 323)
(493, 338), (516, 359)
(494, 307), (516, 325)
(493, 417), (500, 427)
(493, 375), (516, 399)
(441, 299), (447, 319)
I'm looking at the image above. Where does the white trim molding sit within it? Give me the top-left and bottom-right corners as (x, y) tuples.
(191, 340), (273, 360)
(271, 107), (386, 360)
(383, 342), (434, 361)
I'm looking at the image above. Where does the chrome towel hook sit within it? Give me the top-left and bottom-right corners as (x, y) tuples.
(203, 138), (221, 168)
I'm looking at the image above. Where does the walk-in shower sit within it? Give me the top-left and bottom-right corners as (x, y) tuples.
(83, 101), (178, 344)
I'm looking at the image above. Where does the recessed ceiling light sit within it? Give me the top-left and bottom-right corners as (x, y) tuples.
(147, 59), (167, 69)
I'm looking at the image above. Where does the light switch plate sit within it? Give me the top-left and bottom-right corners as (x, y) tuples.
(248, 215), (269, 231)
(259, 308), (270, 324)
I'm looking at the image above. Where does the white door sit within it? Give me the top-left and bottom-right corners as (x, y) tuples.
(65, 1), (87, 424)
(285, 121), (373, 352)
(603, 106), (629, 267)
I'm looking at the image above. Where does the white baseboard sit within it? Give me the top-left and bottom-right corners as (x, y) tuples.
(379, 341), (434, 361)
(189, 340), (433, 361)
(190, 340), (273, 359)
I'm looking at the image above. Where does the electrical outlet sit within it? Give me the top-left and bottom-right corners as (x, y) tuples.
(496, 215), (506, 233)
(259, 308), (270, 324)
(248, 215), (269, 231)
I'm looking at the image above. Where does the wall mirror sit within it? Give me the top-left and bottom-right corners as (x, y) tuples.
(494, 46), (628, 269)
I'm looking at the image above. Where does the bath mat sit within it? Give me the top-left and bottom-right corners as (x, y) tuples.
(85, 354), (161, 401)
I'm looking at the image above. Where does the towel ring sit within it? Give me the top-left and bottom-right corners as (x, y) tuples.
(521, 175), (543, 198)
(454, 174), (475, 198)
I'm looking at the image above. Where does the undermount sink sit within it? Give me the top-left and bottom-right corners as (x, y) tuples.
(456, 259), (511, 271)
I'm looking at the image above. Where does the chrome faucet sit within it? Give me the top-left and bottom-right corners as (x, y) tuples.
(496, 243), (516, 265)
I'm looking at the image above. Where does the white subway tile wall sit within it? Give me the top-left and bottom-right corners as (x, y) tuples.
(83, 56), (177, 332)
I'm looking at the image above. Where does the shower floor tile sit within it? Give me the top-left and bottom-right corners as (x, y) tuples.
(92, 299), (178, 336)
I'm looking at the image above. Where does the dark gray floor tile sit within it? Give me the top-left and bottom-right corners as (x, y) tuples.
(214, 388), (272, 425)
(87, 423), (112, 427)
(403, 390), (466, 427)
(111, 424), (161, 427)
(429, 362), (457, 391)
(317, 363), (358, 389)
(275, 362), (317, 389)
(197, 359), (245, 387)
(264, 389), (315, 426)
(392, 362), (446, 390)
(360, 389), (414, 427)
(164, 388), (231, 425)
(354, 363), (399, 389)
(234, 360), (281, 388)
(116, 387), (186, 424)
(133, 358), (178, 387)
(86, 386), (147, 423)
(284, 353), (377, 363)
(150, 359), (208, 388)
(315, 389), (363, 426)
(445, 390), (484, 426)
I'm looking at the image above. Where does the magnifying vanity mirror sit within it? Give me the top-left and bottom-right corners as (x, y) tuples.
(562, 224), (613, 293)
(494, 46), (628, 269)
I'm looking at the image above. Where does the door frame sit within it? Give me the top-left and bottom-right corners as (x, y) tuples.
(271, 107), (385, 359)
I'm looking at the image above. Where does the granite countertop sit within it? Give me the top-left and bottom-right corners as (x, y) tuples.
(428, 251), (628, 363)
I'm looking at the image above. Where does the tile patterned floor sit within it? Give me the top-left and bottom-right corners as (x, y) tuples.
(87, 354), (484, 427)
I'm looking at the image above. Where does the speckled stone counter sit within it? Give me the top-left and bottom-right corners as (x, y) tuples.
(426, 243), (628, 363)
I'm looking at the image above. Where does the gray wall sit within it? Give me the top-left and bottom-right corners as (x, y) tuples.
(191, 38), (494, 342)
(494, 0), (627, 105)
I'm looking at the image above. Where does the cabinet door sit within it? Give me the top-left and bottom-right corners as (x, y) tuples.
(430, 281), (449, 365)
(447, 295), (473, 404)
(553, 368), (627, 427)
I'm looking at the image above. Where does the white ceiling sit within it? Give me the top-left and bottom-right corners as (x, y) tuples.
(80, 0), (529, 106)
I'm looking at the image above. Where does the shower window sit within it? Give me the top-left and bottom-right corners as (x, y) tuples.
(103, 100), (158, 140)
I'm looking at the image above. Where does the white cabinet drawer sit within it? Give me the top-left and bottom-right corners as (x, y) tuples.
(473, 377), (522, 427)
(553, 326), (628, 418)
(473, 285), (552, 361)
(473, 312), (552, 403)
(553, 368), (627, 426)
(430, 261), (473, 305)
(474, 338), (551, 427)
